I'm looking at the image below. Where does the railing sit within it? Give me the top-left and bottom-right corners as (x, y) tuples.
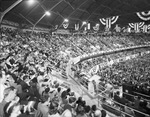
(64, 46), (150, 117)
(96, 88), (150, 117)
(71, 75), (150, 117)
(133, 91), (150, 99)
(123, 92), (150, 102)
(54, 71), (150, 117)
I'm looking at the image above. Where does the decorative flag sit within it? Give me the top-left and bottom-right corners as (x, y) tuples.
(141, 25), (150, 33)
(137, 11), (150, 21)
(63, 21), (69, 29)
(84, 27), (87, 31)
(127, 27), (131, 33)
(83, 23), (90, 31)
(93, 23), (100, 31)
(75, 23), (79, 31)
(87, 23), (90, 30)
(55, 25), (58, 29)
(129, 22), (144, 32)
(114, 24), (121, 32)
(99, 16), (119, 30)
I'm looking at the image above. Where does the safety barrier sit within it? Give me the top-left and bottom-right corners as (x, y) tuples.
(70, 75), (150, 117)
(123, 92), (150, 102)
(55, 72), (149, 117)
(133, 91), (150, 99)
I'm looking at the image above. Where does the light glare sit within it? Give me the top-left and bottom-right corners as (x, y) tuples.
(64, 19), (69, 22)
(45, 11), (51, 16)
(28, 0), (35, 5)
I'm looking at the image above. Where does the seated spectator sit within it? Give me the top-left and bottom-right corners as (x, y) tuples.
(76, 104), (86, 117)
(84, 105), (91, 117)
(3, 102), (21, 117)
(124, 104), (135, 117)
(35, 98), (50, 117)
(94, 110), (101, 117)
(61, 109), (72, 117)
(41, 87), (50, 102)
(0, 86), (17, 117)
(63, 97), (76, 112)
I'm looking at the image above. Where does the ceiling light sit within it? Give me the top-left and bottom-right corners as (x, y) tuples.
(28, 0), (35, 5)
(64, 19), (69, 22)
(45, 11), (51, 16)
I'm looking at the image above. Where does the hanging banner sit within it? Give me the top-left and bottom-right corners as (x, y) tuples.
(83, 22), (90, 31)
(87, 23), (90, 30)
(75, 23), (79, 31)
(93, 23), (100, 31)
(114, 24), (121, 32)
(129, 22), (144, 32)
(127, 26), (131, 33)
(141, 25), (150, 33)
(137, 11), (150, 21)
(99, 16), (119, 30)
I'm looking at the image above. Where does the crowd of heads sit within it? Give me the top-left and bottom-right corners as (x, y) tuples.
(1, 26), (150, 117)
(95, 53), (150, 117)
(0, 27), (111, 117)
(74, 50), (150, 116)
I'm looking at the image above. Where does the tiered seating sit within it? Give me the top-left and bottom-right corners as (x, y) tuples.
(1, 26), (150, 117)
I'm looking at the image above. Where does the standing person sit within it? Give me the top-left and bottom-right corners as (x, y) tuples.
(88, 81), (95, 95)
(104, 81), (113, 97)
(34, 98), (50, 117)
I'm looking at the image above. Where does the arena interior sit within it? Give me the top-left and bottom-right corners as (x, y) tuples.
(1, 0), (150, 117)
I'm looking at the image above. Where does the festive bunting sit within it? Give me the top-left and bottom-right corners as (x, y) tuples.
(142, 25), (150, 33)
(55, 25), (58, 29)
(99, 16), (119, 30)
(137, 11), (150, 21)
(87, 23), (90, 30)
(75, 23), (79, 31)
(99, 18), (106, 25)
(111, 16), (119, 24)
(127, 27), (131, 33)
(114, 24), (121, 32)
(129, 22), (144, 32)
(93, 23), (100, 31)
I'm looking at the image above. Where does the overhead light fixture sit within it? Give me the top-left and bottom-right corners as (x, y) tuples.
(45, 11), (51, 16)
(64, 18), (69, 22)
(28, 0), (35, 5)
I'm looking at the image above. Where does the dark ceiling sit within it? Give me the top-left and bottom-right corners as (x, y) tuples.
(1, 0), (150, 28)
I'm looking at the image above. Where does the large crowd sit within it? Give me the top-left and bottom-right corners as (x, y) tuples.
(0, 27), (110, 117)
(0, 26), (150, 117)
(74, 47), (150, 116)
(95, 53), (150, 117)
